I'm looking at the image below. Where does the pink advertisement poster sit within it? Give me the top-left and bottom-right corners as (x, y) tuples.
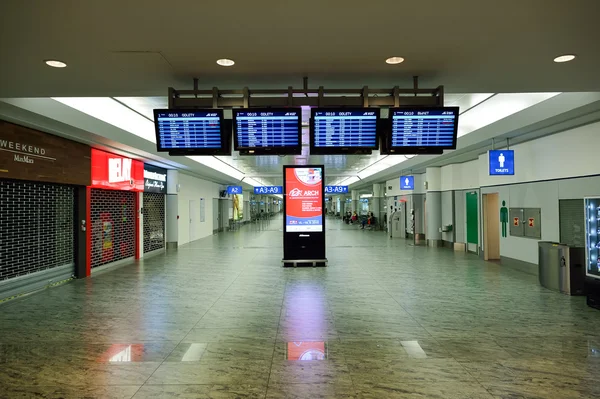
(285, 167), (323, 232)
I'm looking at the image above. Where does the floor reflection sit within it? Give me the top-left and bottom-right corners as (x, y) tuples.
(98, 344), (144, 362)
(401, 340), (428, 359)
(287, 341), (327, 360)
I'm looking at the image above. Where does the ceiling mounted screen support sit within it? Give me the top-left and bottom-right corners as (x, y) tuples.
(413, 76), (419, 97)
(212, 87), (218, 109)
(318, 86), (324, 108)
(167, 84), (444, 109)
(243, 87), (249, 108)
(393, 86), (400, 107)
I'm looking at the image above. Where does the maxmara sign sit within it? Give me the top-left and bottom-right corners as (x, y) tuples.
(0, 120), (91, 186)
(0, 139), (48, 164)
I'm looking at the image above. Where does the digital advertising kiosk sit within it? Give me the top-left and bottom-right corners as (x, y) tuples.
(282, 165), (327, 267)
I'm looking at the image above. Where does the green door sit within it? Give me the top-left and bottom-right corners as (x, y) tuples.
(466, 192), (478, 247)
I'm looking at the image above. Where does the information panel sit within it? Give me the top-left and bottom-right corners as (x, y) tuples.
(312, 110), (378, 148)
(325, 185), (348, 194)
(285, 167), (323, 232)
(391, 108), (458, 149)
(234, 110), (300, 150)
(154, 110), (223, 151)
(254, 186), (283, 195)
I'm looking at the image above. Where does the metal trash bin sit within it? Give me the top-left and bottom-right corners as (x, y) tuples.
(538, 242), (585, 295)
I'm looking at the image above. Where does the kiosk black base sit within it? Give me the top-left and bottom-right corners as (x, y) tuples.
(282, 165), (327, 268)
(282, 259), (328, 268)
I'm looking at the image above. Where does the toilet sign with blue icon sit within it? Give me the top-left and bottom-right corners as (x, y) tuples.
(400, 176), (414, 190)
(489, 150), (515, 175)
(227, 186), (242, 194)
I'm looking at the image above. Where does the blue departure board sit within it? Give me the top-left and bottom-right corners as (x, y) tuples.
(312, 109), (379, 148)
(234, 109), (300, 151)
(154, 109), (223, 151)
(390, 108), (458, 149)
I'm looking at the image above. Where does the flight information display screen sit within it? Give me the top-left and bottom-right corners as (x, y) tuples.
(153, 109), (224, 152)
(311, 109), (379, 152)
(390, 107), (459, 149)
(233, 109), (301, 154)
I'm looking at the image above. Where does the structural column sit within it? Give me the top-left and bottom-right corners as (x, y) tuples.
(372, 183), (384, 229)
(425, 167), (443, 247)
(165, 170), (179, 251)
(351, 190), (359, 213)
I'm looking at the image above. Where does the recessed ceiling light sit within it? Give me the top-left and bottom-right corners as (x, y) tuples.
(45, 60), (67, 68)
(385, 57), (405, 65)
(216, 59), (235, 67)
(553, 54), (576, 63)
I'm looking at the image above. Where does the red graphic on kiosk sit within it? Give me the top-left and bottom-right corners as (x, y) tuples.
(90, 149), (144, 191)
(513, 217), (520, 226)
(528, 218), (535, 227)
(285, 167), (323, 232)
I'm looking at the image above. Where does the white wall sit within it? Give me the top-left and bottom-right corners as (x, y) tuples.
(176, 173), (221, 245)
(482, 182), (560, 264)
(385, 174), (425, 197)
(477, 122), (600, 264)
(479, 121), (600, 188)
(441, 160), (479, 191)
(382, 121), (600, 264)
(441, 191), (454, 242)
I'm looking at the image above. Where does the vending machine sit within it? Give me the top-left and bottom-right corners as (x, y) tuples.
(584, 197), (600, 309)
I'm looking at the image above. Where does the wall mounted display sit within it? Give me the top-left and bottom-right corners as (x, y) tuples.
(233, 108), (301, 155)
(310, 108), (380, 155)
(489, 150), (515, 175)
(387, 107), (459, 155)
(0, 120), (91, 185)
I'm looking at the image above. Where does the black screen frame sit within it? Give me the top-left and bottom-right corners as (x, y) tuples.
(232, 108), (302, 155)
(386, 106), (459, 155)
(153, 108), (230, 156)
(309, 108), (380, 155)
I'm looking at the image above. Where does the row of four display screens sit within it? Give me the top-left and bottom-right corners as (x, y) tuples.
(153, 107), (459, 156)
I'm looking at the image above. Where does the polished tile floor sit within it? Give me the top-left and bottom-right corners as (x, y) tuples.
(2, 216), (600, 398)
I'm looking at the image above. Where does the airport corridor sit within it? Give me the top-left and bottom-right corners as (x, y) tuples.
(1, 218), (600, 398)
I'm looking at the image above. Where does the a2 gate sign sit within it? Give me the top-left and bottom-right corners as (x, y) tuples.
(227, 186), (243, 194)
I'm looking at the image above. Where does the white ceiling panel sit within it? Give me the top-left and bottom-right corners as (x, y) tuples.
(0, 1), (599, 97)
